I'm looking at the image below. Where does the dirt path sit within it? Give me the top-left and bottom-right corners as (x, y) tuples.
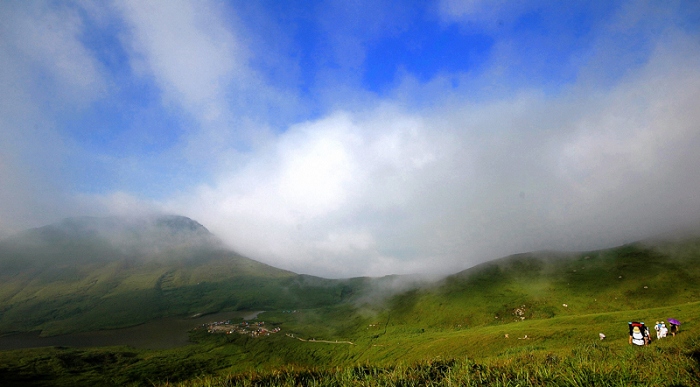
(286, 334), (355, 345)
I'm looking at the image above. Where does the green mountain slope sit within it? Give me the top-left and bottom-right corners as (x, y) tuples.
(3, 222), (700, 386)
(0, 216), (361, 336)
(355, 238), (700, 335)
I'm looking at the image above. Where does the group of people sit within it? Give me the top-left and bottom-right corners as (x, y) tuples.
(628, 320), (680, 346)
(653, 321), (678, 339)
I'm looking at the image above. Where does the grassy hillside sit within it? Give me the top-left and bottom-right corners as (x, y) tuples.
(157, 238), (700, 386)
(2, 218), (700, 385)
(370, 240), (700, 333)
(2, 300), (699, 386)
(233, 238), (700, 349)
(0, 216), (364, 336)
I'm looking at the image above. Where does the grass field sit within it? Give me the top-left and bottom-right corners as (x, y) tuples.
(2, 301), (699, 386)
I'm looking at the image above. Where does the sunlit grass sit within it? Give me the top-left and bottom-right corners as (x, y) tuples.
(163, 341), (700, 386)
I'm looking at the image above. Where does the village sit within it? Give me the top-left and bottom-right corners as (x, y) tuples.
(199, 320), (281, 338)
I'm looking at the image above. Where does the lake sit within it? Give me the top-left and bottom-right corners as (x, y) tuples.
(0, 310), (262, 351)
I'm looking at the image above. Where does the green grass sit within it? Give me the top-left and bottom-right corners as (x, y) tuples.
(0, 344), (230, 387)
(371, 241), (700, 333)
(0, 241), (367, 335)
(5, 303), (700, 386)
(3, 231), (700, 385)
(160, 322), (700, 386)
(0, 274), (364, 336)
(1, 306), (698, 386)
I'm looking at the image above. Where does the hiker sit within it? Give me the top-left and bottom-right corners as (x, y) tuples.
(670, 322), (679, 336)
(628, 322), (648, 346)
(645, 326), (652, 344)
(654, 321), (660, 338)
(659, 322), (668, 338)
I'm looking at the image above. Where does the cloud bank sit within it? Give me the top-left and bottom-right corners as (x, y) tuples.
(1, 1), (699, 277)
(169, 33), (700, 277)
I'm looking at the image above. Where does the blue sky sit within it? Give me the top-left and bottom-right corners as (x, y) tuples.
(2, 0), (700, 277)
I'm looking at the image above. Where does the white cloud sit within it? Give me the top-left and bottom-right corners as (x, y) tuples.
(164, 108), (453, 277)
(115, 0), (305, 168)
(0, 2), (107, 236)
(2, 1), (700, 281)
(163, 29), (700, 278)
(437, 0), (533, 29)
(117, 0), (244, 120)
(80, 191), (162, 218)
(4, 3), (106, 104)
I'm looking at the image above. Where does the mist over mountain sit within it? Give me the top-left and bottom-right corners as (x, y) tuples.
(5, 215), (217, 255)
(4, 213), (700, 340)
(0, 215), (366, 335)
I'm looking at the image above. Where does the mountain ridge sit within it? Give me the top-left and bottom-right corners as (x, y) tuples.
(0, 215), (359, 335)
(3, 215), (700, 338)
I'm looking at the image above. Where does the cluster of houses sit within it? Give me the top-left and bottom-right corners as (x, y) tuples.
(200, 320), (281, 338)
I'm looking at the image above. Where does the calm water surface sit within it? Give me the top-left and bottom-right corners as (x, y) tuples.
(0, 311), (262, 350)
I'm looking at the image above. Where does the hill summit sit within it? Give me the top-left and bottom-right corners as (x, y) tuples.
(0, 215), (358, 336)
(4, 215), (219, 259)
